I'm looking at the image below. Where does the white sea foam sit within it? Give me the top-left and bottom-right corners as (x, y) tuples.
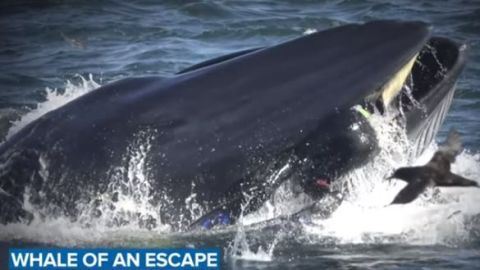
(6, 74), (99, 139)
(303, 28), (317, 35)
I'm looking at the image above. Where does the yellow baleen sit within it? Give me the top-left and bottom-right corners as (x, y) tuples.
(381, 54), (418, 106)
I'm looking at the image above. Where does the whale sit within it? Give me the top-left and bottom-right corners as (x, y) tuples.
(0, 20), (467, 230)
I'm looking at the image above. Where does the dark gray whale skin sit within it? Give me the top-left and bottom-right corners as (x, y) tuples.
(0, 20), (433, 229)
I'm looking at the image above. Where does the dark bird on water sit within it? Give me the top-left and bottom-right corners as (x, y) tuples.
(389, 129), (478, 204)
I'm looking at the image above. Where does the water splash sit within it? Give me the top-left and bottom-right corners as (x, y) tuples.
(303, 28), (317, 35)
(6, 74), (100, 139)
(230, 110), (480, 261)
(228, 226), (277, 262)
(75, 129), (171, 231)
(0, 76), (174, 244)
(301, 116), (480, 246)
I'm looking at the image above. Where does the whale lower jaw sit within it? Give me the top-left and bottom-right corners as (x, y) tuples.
(403, 37), (467, 156)
(411, 86), (455, 158)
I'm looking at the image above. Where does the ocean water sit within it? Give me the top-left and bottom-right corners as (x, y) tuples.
(1, 0), (480, 269)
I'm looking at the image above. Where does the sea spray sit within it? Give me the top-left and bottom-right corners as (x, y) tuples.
(6, 74), (100, 139)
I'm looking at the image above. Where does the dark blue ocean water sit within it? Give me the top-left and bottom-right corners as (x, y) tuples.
(1, 1), (480, 269)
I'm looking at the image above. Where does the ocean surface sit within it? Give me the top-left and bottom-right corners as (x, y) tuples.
(1, 0), (480, 269)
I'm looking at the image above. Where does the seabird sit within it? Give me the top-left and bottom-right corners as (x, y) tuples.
(389, 128), (478, 204)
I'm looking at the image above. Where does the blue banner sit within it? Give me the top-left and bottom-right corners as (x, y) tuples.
(9, 248), (221, 270)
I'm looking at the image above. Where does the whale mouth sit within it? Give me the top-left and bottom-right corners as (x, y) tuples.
(394, 37), (465, 112)
(409, 38), (465, 103)
(389, 36), (467, 155)
(216, 36), (466, 231)
(185, 25), (468, 231)
(367, 36), (466, 117)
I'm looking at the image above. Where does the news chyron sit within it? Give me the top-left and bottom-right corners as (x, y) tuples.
(9, 248), (221, 270)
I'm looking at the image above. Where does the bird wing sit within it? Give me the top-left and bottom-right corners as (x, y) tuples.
(391, 177), (431, 204)
(441, 128), (462, 160)
(436, 172), (479, 187)
(426, 128), (462, 173)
